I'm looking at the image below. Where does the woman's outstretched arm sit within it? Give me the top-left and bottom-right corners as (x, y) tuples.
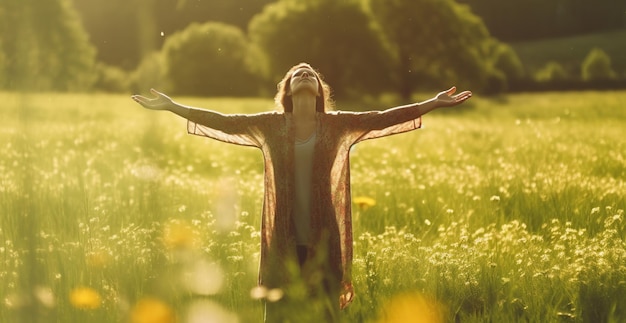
(344, 87), (472, 142)
(390, 86), (472, 116)
(131, 89), (190, 118)
(365, 87), (472, 126)
(131, 89), (272, 147)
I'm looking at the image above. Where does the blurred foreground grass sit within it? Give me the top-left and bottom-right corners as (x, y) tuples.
(1, 91), (625, 322)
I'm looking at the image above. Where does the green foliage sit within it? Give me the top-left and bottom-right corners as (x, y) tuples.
(0, 0), (96, 91)
(462, 0), (626, 41)
(511, 29), (626, 80)
(367, 0), (496, 97)
(71, 0), (274, 68)
(490, 42), (525, 81)
(163, 22), (265, 96)
(0, 42), (5, 88)
(130, 51), (170, 94)
(248, 0), (393, 98)
(92, 63), (130, 93)
(72, 0), (625, 72)
(582, 48), (617, 82)
(535, 61), (568, 82)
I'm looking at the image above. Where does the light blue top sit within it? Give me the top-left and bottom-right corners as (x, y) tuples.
(294, 132), (316, 245)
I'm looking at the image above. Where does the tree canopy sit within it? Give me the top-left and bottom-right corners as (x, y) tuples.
(249, 0), (393, 97)
(582, 48), (617, 82)
(71, 0), (625, 70)
(71, 0), (274, 69)
(367, 0), (505, 97)
(4, 0), (622, 94)
(0, 0), (96, 91)
(163, 22), (265, 96)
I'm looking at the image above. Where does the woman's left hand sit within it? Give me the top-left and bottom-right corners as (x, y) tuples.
(435, 87), (472, 108)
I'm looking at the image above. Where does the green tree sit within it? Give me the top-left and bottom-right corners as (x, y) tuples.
(490, 42), (524, 81)
(367, 0), (497, 98)
(535, 61), (568, 82)
(249, 0), (393, 98)
(582, 48), (617, 82)
(71, 0), (274, 69)
(0, 0), (96, 91)
(163, 22), (265, 96)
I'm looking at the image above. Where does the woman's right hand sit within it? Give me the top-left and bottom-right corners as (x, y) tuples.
(131, 89), (174, 111)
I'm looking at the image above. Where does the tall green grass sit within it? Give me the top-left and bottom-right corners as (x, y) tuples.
(1, 91), (625, 322)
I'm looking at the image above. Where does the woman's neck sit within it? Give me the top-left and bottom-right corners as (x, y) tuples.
(291, 93), (317, 122)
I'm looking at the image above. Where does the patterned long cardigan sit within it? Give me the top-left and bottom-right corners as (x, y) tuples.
(186, 107), (422, 309)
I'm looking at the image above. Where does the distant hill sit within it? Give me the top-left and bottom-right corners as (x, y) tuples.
(510, 29), (626, 77)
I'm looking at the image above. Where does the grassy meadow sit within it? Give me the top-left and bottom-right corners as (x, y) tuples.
(1, 90), (625, 322)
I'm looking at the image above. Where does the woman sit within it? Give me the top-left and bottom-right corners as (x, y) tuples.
(132, 63), (472, 322)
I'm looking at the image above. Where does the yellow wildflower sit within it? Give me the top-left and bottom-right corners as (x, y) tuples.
(353, 196), (376, 211)
(377, 292), (446, 323)
(69, 287), (101, 310)
(162, 220), (196, 250)
(130, 297), (176, 323)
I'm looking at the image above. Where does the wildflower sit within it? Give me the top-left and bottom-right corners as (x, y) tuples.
(266, 288), (284, 302)
(4, 292), (27, 309)
(250, 286), (268, 300)
(376, 292), (446, 323)
(353, 196), (376, 211)
(182, 259), (224, 295)
(162, 220), (196, 250)
(186, 300), (238, 323)
(34, 286), (55, 308)
(69, 287), (101, 310)
(130, 297), (176, 323)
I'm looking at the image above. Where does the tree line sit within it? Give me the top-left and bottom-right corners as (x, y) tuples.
(73, 0), (626, 70)
(1, 0), (624, 97)
(459, 0), (626, 41)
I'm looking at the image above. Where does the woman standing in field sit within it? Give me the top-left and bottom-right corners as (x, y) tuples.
(132, 62), (472, 322)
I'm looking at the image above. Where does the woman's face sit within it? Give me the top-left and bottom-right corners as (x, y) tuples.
(289, 67), (320, 96)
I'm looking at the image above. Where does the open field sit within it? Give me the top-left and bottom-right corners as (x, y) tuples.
(1, 90), (625, 322)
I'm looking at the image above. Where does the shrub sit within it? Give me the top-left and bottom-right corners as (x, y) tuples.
(581, 48), (617, 82)
(535, 61), (568, 82)
(491, 43), (524, 81)
(483, 69), (508, 94)
(93, 63), (130, 93)
(163, 22), (265, 96)
(130, 52), (169, 94)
